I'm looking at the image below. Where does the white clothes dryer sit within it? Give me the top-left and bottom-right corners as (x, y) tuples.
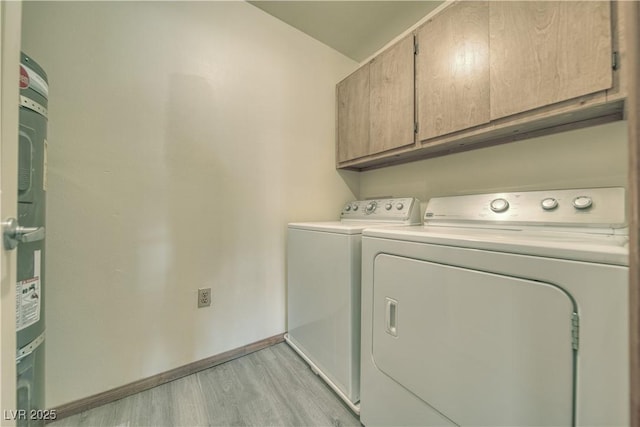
(360, 188), (629, 426)
(286, 198), (420, 414)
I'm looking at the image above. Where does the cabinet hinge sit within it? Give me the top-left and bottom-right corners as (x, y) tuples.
(414, 38), (419, 55)
(612, 51), (619, 70)
(414, 122), (419, 134)
(571, 312), (580, 351)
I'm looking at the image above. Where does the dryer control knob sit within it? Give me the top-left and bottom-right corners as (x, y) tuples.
(573, 196), (593, 210)
(344, 204), (352, 212)
(351, 204), (359, 211)
(396, 202), (404, 210)
(385, 203), (393, 210)
(365, 201), (377, 214)
(541, 198), (558, 210)
(490, 198), (509, 213)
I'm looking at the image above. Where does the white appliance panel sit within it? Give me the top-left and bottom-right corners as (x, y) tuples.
(287, 228), (361, 401)
(364, 225), (629, 265)
(287, 197), (421, 411)
(360, 236), (629, 427)
(373, 254), (574, 426)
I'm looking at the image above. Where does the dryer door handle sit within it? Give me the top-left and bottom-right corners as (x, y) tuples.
(385, 297), (398, 337)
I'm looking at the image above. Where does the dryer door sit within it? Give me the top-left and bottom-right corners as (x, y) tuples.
(372, 254), (575, 426)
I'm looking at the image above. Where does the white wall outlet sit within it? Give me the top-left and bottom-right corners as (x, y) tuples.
(198, 288), (211, 308)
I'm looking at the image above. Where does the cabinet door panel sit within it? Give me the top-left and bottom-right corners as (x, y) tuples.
(369, 35), (415, 155)
(417, 1), (490, 141)
(490, 1), (612, 120)
(337, 65), (370, 163)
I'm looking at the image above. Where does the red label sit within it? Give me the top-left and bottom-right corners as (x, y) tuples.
(19, 65), (29, 89)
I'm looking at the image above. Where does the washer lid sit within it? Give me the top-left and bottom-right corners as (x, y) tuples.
(364, 225), (629, 266)
(288, 221), (408, 234)
(288, 221), (364, 234)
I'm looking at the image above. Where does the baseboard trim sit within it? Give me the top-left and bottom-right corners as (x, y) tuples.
(50, 333), (285, 421)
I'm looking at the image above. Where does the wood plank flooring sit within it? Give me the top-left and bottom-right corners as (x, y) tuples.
(50, 343), (361, 427)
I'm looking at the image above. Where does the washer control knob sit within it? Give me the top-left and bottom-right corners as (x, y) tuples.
(385, 203), (393, 210)
(351, 204), (359, 211)
(365, 201), (377, 214)
(396, 202), (404, 210)
(490, 198), (509, 213)
(344, 204), (352, 212)
(573, 196), (593, 210)
(541, 198), (558, 210)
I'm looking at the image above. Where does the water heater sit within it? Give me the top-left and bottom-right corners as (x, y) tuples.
(16, 52), (48, 427)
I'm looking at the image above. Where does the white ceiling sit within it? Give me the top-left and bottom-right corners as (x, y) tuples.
(248, 1), (444, 62)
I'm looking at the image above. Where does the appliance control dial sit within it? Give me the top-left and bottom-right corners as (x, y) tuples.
(385, 203), (393, 210)
(351, 204), (358, 211)
(344, 204), (351, 212)
(365, 201), (377, 214)
(490, 198), (509, 213)
(573, 196), (593, 210)
(396, 202), (404, 210)
(541, 198), (558, 210)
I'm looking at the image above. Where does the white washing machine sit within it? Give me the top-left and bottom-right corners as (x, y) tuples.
(286, 197), (421, 414)
(360, 188), (629, 427)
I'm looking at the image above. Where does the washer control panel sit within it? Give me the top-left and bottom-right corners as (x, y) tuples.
(341, 197), (420, 223)
(424, 187), (626, 228)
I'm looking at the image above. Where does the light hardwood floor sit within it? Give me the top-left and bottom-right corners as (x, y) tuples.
(50, 343), (362, 427)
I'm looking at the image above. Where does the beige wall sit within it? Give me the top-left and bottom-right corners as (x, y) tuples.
(361, 121), (628, 211)
(21, 1), (357, 407)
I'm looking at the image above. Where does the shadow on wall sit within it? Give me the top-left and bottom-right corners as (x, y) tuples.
(359, 121), (629, 204)
(338, 170), (360, 198)
(162, 73), (235, 360)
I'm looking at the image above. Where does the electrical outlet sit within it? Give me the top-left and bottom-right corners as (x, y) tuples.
(198, 288), (211, 308)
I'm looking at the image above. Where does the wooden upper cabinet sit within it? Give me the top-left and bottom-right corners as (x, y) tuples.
(337, 35), (414, 164)
(416, 1), (490, 141)
(337, 0), (622, 170)
(490, 1), (613, 120)
(369, 35), (415, 155)
(336, 65), (370, 163)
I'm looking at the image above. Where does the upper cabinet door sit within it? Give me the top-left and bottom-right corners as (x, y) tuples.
(369, 35), (415, 155)
(490, 1), (613, 120)
(416, 1), (490, 141)
(337, 64), (370, 163)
